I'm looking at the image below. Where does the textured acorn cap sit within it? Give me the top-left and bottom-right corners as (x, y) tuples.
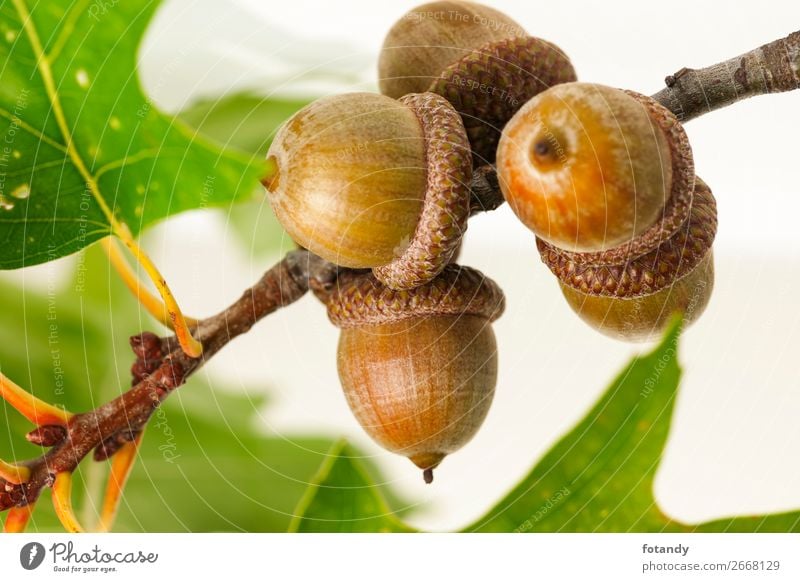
(373, 93), (472, 291)
(430, 36), (577, 164)
(539, 178), (717, 299)
(379, 1), (526, 99)
(540, 177), (717, 342)
(328, 264), (505, 328)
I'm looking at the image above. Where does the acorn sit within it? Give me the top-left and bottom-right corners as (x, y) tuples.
(264, 91), (472, 291)
(540, 179), (716, 341)
(497, 83), (717, 341)
(326, 265), (504, 482)
(379, 1), (577, 164)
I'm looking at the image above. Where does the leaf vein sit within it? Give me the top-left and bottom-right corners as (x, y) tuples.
(0, 107), (69, 154)
(93, 148), (185, 181)
(47, 0), (94, 63)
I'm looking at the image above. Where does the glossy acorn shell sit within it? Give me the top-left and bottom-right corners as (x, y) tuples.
(498, 83), (679, 252)
(378, 1), (525, 99)
(264, 92), (427, 268)
(337, 315), (498, 472)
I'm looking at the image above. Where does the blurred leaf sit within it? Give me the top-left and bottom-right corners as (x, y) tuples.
(0, 251), (138, 531)
(179, 93), (310, 158)
(0, 0), (264, 270)
(112, 383), (345, 532)
(222, 201), (293, 260)
(0, 247), (405, 531)
(294, 320), (800, 533)
(179, 92), (311, 258)
(290, 441), (415, 533)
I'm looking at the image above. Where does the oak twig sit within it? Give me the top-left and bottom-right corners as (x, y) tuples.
(652, 30), (800, 122)
(0, 250), (339, 513)
(469, 165), (504, 214)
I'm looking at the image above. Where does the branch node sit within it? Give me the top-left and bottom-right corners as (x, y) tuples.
(469, 165), (504, 214)
(94, 429), (139, 462)
(26, 424), (68, 447)
(130, 331), (163, 360)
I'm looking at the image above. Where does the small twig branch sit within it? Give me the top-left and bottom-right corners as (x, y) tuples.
(651, 30), (800, 122)
(469, 165), (504, 214)
(0, 250), (339, 512)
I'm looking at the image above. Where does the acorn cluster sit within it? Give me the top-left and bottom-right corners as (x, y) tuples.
(263, 1), (716, 481)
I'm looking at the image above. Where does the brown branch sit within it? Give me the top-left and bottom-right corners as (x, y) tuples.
(651, 30), (800, 122)
(469, 165), (504, 214)
(0, 250), (340, 511)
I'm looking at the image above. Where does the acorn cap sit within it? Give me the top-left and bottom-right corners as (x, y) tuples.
(328, 264), (505, 328)
(429, 36), (577, 164)
(539, 178), (717, 298)
(373, 93), (472, 291)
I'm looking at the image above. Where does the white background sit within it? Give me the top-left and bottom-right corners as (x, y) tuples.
(7, 0), (800, 532)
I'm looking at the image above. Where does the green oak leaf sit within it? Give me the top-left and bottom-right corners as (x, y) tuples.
(113, 384), (350, 532)
(292, 320), (800, 533)
(0, 0), (265, 270)
(179, 93), (310, 159)
(290, 440), (416, 533)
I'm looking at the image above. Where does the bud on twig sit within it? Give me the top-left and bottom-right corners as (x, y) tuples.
(25, 424), (68, 447)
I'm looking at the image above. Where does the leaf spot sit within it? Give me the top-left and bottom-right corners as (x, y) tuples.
(134, 204), (143, 217)
(75, 69), (90, 89)
(5, 30), (17, 43)
(11, 184), (30, 199)
(109, 116), (121, 130)
(12, 150), (21, 159)
(0, 196), (14, 211)
(136, 184), (145, 195)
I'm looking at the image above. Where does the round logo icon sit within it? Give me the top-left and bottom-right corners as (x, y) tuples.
(19, 542), (46, 570)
